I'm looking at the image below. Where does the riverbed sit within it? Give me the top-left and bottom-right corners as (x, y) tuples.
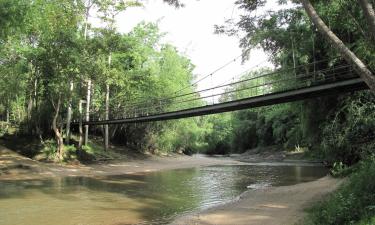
(0, 164), (328, 225)
(0, 145), (341, 225)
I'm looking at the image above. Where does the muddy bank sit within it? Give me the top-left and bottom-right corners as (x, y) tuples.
(0, 144), (325, 181)
(0, 145), (245, 180)
(171, 176), (343, 225)
(230, 145), (322, 163)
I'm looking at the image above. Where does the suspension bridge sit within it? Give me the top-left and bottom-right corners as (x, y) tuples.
(74, 58), (369, 126)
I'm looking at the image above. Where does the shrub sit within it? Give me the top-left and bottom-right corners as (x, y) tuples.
(306, 157), (375, 225)
(320, 92), (375, 166)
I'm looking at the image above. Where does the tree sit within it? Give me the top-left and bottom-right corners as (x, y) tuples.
(300, 0), (375, 91)
(219, 0), (375, 91)
(358, 0), (375, 40)
(0, 0), (208, 160)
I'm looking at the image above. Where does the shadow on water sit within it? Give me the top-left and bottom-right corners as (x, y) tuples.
(0, 165), (328, 225)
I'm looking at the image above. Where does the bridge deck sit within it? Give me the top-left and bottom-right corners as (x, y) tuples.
(79, 78), (367, 125)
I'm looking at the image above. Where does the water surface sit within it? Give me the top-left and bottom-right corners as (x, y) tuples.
(0, 165), (328, 225)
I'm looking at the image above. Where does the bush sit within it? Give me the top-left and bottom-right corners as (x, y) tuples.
(0, 121), (10, 136)
(204, 114), (233, 154)
(306, 157), (375, 225)
(320, 92), (375, 166)
(330, 161), (356, 178)
(41, 139), (58, 160)
(156, 118), (209, 154)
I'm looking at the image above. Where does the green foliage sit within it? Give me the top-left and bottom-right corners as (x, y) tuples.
(38, 140), (77, 162)
(306, 157), (375, 225)
(40, 139), (58, 161)
(205, 98), (303, 154)
(356, 216), (375, 225)
(0, 122), (10, 136)
(204, 113), (233, 155)
(331, 162), (353, 178)
(0, 0), (207, 156)
(1, 0), (374, 161)
(320, 92), (375, 165)
(0, 0), (29, 38)
(157, 118), (209, 155)
(208, 0), (375, 161)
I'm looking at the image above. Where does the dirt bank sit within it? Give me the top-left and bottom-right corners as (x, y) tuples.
(0, 144), (325, 181)
(0, 145), (245, 180)
(171, 176), (343, 225)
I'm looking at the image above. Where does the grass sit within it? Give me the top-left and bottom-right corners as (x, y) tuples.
(0, 133), (145, 163)
(79, 137), (132, 162)
(304, 157), (375, 225)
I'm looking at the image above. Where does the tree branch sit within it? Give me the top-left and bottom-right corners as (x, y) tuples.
(300, 0), (375, 91)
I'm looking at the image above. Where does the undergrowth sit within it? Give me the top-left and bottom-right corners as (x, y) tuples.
(305, 157), (375, 225)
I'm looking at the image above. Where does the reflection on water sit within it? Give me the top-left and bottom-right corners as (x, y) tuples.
(0, 165), (327, 225)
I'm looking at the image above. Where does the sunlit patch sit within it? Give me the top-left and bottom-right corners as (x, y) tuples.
(246, 182), (271, 189)
(0, 160), (13, 164)
(261, 204), (288, 209)
(107, 164), (133, 167)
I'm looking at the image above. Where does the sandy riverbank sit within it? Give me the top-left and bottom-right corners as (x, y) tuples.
(0, 144), (342, 225)
(0, 145), (245, 180)
(172, 176), (343, 225)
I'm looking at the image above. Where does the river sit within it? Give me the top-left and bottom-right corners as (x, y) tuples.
(0, 164), (327, 225)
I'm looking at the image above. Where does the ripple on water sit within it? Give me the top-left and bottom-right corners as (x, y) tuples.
(0, 164), (328, 225)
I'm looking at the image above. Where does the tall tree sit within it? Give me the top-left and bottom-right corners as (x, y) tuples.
(217, 0), (375, 91)
(358, 0), (375, 40)
(300, 0), (375, 91)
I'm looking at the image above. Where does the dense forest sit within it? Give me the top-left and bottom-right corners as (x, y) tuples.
(1, 0), (373, 161)
(1, 0), (375, 224)
(207, 0), (375, 165)
(0, 0), (374, 163)
(0, 0), (208, 160)
(213, 1), (375, 224)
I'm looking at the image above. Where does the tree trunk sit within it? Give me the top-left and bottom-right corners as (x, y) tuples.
(301, 0), (375, 91)
(27, 93), (33, 120)
(110, 125), (118, 139)
(26, 94), (33, 134)
(17, 100), (22, 122)
(84, 0), (92, 40)
(34, 78), (37, 108)
(358, 0), (375, 40)
(105, 83), (110, 151)
(52, 95), (64, 161)
(66, 81), (74, 145)
(84, 80), (91, 146)
(78, 100), (84, 150)
(80, 0), (92, 147)
(27, 63), (36, 125)
(104, 53), (111, 151)
(6, 99), (9, 130)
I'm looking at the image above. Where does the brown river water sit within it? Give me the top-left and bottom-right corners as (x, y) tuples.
(0, 164), (328, 225)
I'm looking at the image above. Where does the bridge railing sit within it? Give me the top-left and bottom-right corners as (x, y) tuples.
(79, 60), (357, 123)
